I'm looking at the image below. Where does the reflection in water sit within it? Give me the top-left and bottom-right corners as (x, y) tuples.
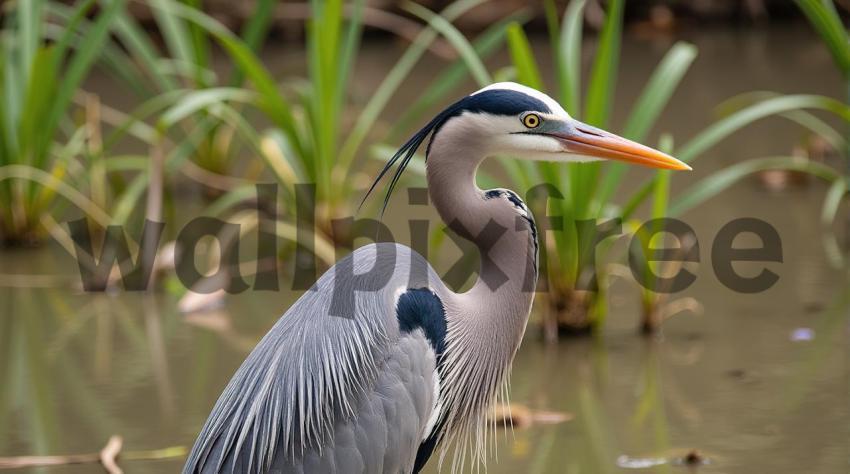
(0, 259), (847, 472)
(0, 26), (849, 473)
(144, 296), (176, 418)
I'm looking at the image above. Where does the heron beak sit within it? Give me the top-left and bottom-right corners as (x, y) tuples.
(547, 120), (691, 171)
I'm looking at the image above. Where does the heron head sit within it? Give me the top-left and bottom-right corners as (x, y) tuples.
(364, 82), (689, 213)
(438, 82), (690, 170)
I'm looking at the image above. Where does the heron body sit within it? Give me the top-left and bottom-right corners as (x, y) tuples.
(184, 83), (689, 474)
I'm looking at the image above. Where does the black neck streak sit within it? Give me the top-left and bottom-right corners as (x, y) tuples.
(482, 189), (539, 279)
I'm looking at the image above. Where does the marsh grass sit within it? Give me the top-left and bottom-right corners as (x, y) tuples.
(796, 0), (850, 234)
(496, 0), (850, 335)
(0, 0), (131, 245)
(361, 0), (850, 336)
(110, 0), (277, 185)
(1, 0), (521, 270)
(496, 0), (695, 334)
(2, 0), (846, 312)
(161, 0), (526, 265)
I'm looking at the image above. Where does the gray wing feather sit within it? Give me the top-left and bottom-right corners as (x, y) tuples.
(184, 243), (438, 474)
(275, 334), (435, 474)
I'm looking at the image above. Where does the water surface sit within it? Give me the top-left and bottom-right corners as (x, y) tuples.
(1, 25), (848, 473)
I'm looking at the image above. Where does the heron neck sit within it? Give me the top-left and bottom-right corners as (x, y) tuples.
(425, 143), (537, 341)
(421, 129), (538, 454)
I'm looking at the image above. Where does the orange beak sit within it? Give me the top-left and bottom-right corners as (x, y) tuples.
(547, 120), (691, 171)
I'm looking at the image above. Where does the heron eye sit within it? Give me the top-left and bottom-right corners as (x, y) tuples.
(522, 113), (541, 128)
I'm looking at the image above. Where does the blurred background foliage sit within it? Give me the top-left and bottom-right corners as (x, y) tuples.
(0, 0), (847, 333)
(0, 0), (849, 472)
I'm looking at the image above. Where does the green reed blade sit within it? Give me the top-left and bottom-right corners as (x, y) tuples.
(821, 177), (848, 226)
(506, 22), (543, 89)
(338, 0), (486, 171)
(391, 10), (529, 139)
(670, 156), (840, 216)
(150, 0), (196, 80)
(795, 0), (850, 75)
(404, 1), (492, 88)
(622, 94), (850, 219)
(594, 42), (697, 212)
(111, 7), (179, 92)
(38, 0), (125, 171)
(558, 0), (586, 115)
(583, 0), (623, 128)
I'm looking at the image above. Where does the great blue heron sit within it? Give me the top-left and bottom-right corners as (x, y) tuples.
(184, 82), (689, 474)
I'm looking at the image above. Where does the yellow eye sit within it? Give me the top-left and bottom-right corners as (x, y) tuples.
(522, 113), (541, 128)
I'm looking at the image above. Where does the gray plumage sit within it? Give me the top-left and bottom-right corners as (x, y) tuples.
(184, 82), (689, 474)
(185, 244), (443, 473)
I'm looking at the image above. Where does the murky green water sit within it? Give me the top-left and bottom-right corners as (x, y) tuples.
(1, 26), (849, 473)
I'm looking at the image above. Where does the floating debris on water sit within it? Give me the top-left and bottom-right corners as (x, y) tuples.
(616, 455), (667, 469)
(0, 435), (186, 471)
(673, 449), (711, 467)
(726, 368), (747, 379)
(178, 288), (226, 314)
(790, 327), (815, 342)
(617, 449), (711, 469)
(178, 272), (230, 313)
(486, 403), (573, 429)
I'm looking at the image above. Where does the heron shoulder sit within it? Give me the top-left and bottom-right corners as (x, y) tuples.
(395, 288), (448, 358)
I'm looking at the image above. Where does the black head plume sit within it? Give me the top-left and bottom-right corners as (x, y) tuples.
(359, 101), (464, 215)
